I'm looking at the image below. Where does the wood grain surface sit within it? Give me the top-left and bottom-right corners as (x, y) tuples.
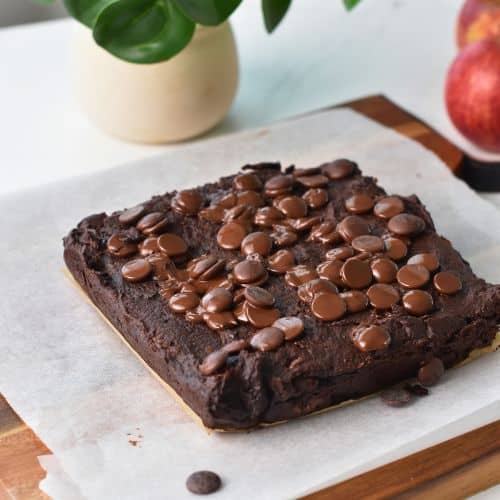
(1, 95), (498, 500)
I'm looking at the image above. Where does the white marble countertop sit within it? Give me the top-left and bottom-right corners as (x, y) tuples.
(1, 0), (499, 205)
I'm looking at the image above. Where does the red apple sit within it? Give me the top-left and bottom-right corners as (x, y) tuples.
(445, 38), (500, 153)
(457, 0), (500, 48)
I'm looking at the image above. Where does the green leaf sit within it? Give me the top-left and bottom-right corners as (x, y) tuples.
(64, 0), (118, 27)
(173, 0), (242, 26)
(261, 0), (291, 33)
(33, 0), (56, 5)
(93, 0), (195, 64)
(343, 0), (362, 11)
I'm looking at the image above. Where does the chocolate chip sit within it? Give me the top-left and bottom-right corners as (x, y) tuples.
(367, 284), (400, 309)
(118, 205), (145, 225)
(337, 215), (370, 242)
(147, 254), (174, 281)
(373, 196), (404, 219)
(233, 301), (248, 322)
(285, 265), (318, 287)
(267, 249), (296, 274)
(418, 357), (444, 386)
(121, 259), (152, 282)
(311, 292), (346, 321)
(188, 255), (217, 279)
(198, 205), (225, 223)
(341, 259), (373, 289)
(316, 260), (344, 286)
(244, 302), (280, 328)
(264, 174), (294, 196)
(388, 213), (425, 236)
(136, 212), (168, 235)
(217, 222), (247, 250)
(325, 246), (355, 261)
(107, 233), (138, 257)
(321, 159), (356, 179)
(345, 194), (374, 214)
(138, 236), (160, 257)
(288, 215), (323, 232)
(351, 235), (384, 253)
(407, 253), (440, 272)
(270, 225), (298, 247)
(254, 206), (284, 227)
(199, 352), (228, 376)
(309, 221), (341, 245)
(233, 260), (266, 284)
(370, 257), (398, 283)
(383, 237), (408, 260)
(296, 174), (329, 188)
(222, 339), (249, 353)
(273, 316), (304, 340)
(233, 172), (262, 191)
(171, 190), (203, 215)
(203, 311), (238, 330)
(433, 271), (462, 295)
(340, 290), (369, 313)
(302, 188), (329, 209)
(402, 290), (434, 315)
(293, 167), (321, 177)
(244, 286), (274, 308)
(298, 278), (338, 303)
(236, 190), (264, 207)
(241, 232), (273, 257)
(223, 204), (255, 224)
(380, 388), (411, 407)
(250, 327), (285, 351)
(351, 324), (391, 352)
(277, 196), (307, 218)
(157, 233), (187, 257)
(169, 292), (200, 312)
(214, 192), (237, 208)
(201, 287), (233, 313)
(397, 264), (430, 289)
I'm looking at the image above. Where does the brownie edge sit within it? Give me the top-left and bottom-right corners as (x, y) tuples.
(63, 161), (500, 430)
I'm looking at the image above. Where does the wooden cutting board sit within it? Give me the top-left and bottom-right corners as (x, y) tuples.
(1, 95), (498, 500)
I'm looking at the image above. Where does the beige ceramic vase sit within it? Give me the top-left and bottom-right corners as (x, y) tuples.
(71, 22), (239, 143)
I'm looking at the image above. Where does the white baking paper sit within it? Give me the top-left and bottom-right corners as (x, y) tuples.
(1, 108), (499, 500)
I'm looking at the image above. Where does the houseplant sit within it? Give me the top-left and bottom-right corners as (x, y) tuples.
(37, 0), (362, 143)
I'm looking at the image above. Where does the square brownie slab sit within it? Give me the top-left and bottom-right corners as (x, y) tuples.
(63, 160), (500, 429)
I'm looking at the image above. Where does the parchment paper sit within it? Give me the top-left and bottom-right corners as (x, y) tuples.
(1, 108), (499, 500)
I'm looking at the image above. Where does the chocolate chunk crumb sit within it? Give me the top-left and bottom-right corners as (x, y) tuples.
(380, 387), (412, 407)
(186, 470), (222, 495)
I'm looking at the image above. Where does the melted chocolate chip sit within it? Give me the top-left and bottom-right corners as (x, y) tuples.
(273, 316), (304, 340)
(121, 259), (152, 282)
(388, 213), (425, 236)
(270, 225), (298, 247)
(345, 194), (374, 214)
(107, 233), (138, 257)
(367, 284), (400, 309)
(373, 196), (404, 219)
(254, 206), (284, 227)
(136, 212), (168, 235)
(233, 172), (262, 191)
(383, 237), (408, 260)
(118, 205), (145, 225)
(285, 265), (318, 287)
(244, 302), (280, 328)
(340, 290), (369, 313)
(217, 222), (247, 250)
(311, 292), (346, 321)
(337, 215), (370, 242)
(397, 264), (430, 289)
(244, 286), (274, 308)
(351, 324), (391, 352)
(169, 292), (200, 312)
(138, 236), (160, 257)
(433, 271), (462, 295)
(296, 174), (329, 188)
(241, 232), (273, 257)
(233, 260), (266, 284)
(222, 339), (249, 353)
(341, 259), (373, 289)
(316, 260), (344, 286)
(325, 246), (355, 261)
(267, 249), (296, 274)
(402, 290), (434, 315)
(351, 235), (384, 253)
(250, 327), (285, 351)
(371, 257), (398, 283)
(203, 311), (238, 330)
(237, 190), (265, 208)
(201, 287), (233, 313)
(199, 352), (228, 376)
(157, 233), (188, 256)
(277, 196), (307, 218)
(302, 188), (329, 209)
(298, 278), (338, 303)
(321, 159), (355, 179)
(172, 190), (203, 215)
(407, 253), (440, 272)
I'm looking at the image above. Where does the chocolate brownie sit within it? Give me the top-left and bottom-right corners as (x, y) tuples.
(63, 160), (500, 429)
